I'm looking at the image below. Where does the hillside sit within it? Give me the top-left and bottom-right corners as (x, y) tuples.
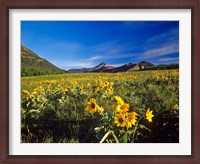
(21, 45), (66, 76)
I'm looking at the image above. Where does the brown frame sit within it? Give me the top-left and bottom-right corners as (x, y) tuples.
(0, 0), (199, 163)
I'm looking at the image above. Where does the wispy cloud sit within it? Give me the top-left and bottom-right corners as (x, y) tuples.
(53, 60), (94, 70)
(146, 28), (178, 46)
(46, 40), (137, 63)
(53, 55), (104, 70)
(158, 57), (179, 62)
(91, 40), (138, 62)
(140, 27), (179, 61)
(87, 55), (103, 61)
(45, 39), (138, 69)
(94, 40), (136, 55)
(142, 42), (179, 59)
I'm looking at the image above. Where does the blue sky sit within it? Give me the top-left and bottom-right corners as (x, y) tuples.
(21, 21), (179, 70)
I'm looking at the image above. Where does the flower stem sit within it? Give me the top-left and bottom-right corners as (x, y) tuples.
(132, 116), (143, 142)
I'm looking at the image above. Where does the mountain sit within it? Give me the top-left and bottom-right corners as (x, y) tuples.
(111, 63), (137, 72)
(69, 62), (114, 73)
(92, 62), (114, 72)
(21, 45), (66, 76)
(68, 61), (155, 73)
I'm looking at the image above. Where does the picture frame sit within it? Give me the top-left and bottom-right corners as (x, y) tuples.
(0, 0), (199, 163)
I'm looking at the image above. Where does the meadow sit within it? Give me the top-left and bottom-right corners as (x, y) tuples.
(21, 70), (179, 143)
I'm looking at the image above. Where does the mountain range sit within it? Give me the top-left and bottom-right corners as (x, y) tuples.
(68, 61), (154, 73)
(21, 45), (178, 76)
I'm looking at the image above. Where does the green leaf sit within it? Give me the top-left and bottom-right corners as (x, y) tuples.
(26, 102), (31, 107)
(29, 109), (40, 113)
(121, 133), (128, 143)
(21, 108), (26, 114)
(119, 129), (126, 134)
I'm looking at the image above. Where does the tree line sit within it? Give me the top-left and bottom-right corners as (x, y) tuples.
(21, 68), (66, 77)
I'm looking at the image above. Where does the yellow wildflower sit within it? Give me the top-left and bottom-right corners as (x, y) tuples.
(114, 113), (127, 127)
(85, 98), (103, 114)
(126, 112), (138, 128)
(104, 81), (109, 86)
(109, 82), (114, 86)
(22, 90), (31, 99)
(99, 85), (104, 91)
(146, 108), (154, 122)
(173, 104), (179, 110)
(80, 85), (84, 90)
(86, 98), (97, 113)
(22, 89), (29, 95)
(117, 103), (129, 113)
(114, 96), (124, 105)
(106, 87), (114, 94)
(32, 88), (38, 95)
(96, 106), (104, 113)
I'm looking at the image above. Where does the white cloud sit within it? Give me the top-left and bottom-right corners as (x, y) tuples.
(146, 29), (178, 45)
(94, 40), (136, 56)
(52, 55), (104, 70)
(158, 57), (179, 62)
(141, 28), (179, 60)
(142, 42), (179, 59)
(52, 60), (93, 70)
(91, 40), (138, 61)
(110, 63), (127, 67)
(87, 56), (103, 61)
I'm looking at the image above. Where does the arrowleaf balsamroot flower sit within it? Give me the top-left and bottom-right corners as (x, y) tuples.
(114, 113), (127, 127)
(86, 98), (98, 113)
(114, 96), (124, 105)
(126, 112), (138, 128)
(106, 87), (114, 94)
(116, 103), (130, 113)
(173, 104), (179, 110)
(85, 98), (103, 114)
(22, 90), (32, 99)
(96, 106), (104, 113)
(146, 108), (154, 122)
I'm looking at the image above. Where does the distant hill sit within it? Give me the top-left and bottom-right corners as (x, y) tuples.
(21, 45), (66, 76)
(68, 61), (155, 73)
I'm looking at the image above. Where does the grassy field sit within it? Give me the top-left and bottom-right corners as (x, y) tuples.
(21, 70), (179, 143)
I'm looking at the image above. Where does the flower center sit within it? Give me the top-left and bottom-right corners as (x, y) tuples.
(91, 103), (95, 109)
(120, 105), (125, 110)
(118, 118), (124, 124)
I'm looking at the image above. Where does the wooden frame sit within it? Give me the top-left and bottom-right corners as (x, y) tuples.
(0, 0), (199, 163)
